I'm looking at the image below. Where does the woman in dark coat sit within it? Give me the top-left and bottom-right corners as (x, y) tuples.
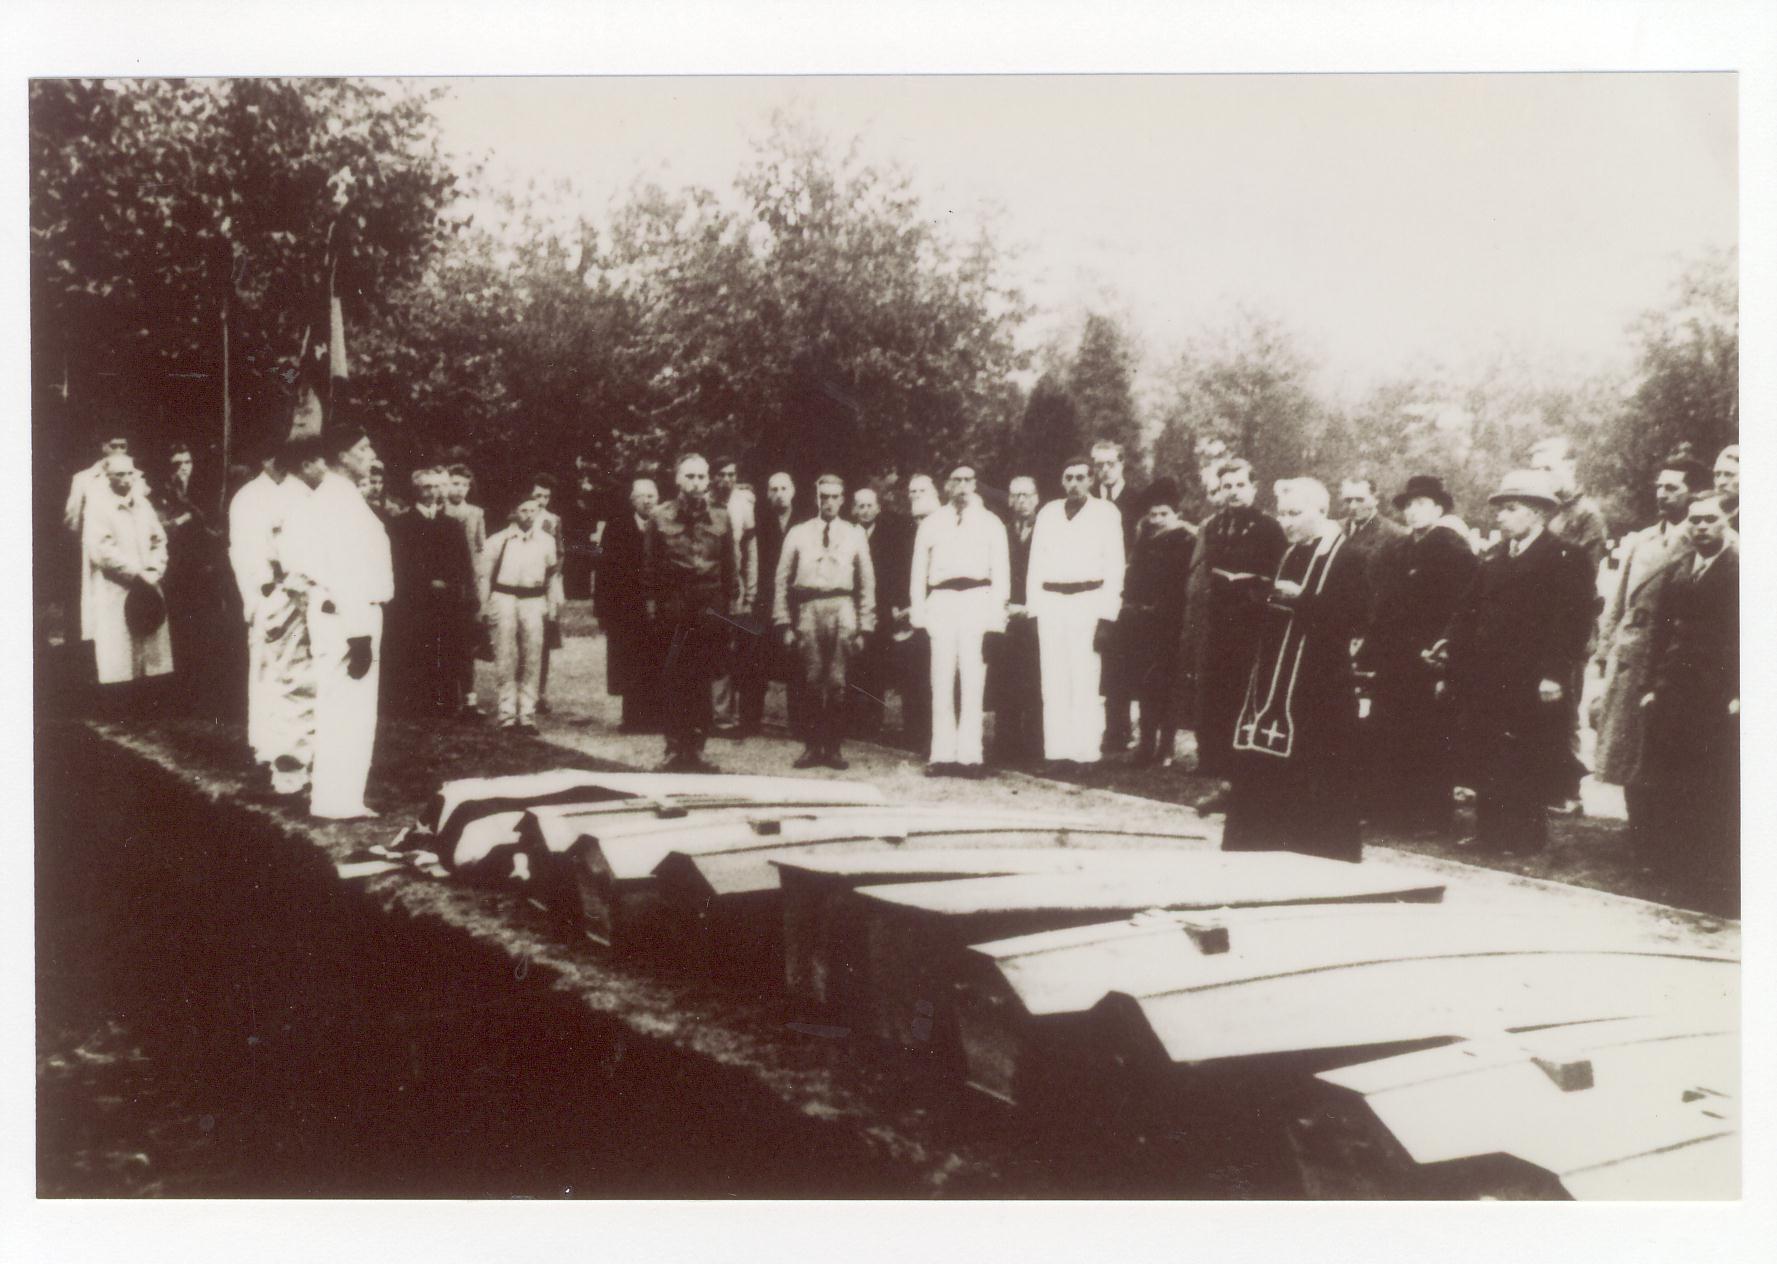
(1121, 479), (1195, 766)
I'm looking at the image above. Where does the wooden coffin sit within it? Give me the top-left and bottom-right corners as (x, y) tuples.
(953, 905), (1721, 1108)
(1090, 943), (1738, 1084)
(567, 806), (1078, 952)
(849, 853), (1449, 1062)
(436, 777), (885, 878)
(1309, 1015), (1740, 1199)
(776, 839), (1216, 1015)
(425, 769), (885, 860)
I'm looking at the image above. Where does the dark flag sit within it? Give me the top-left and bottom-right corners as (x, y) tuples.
(291, 211), (349, 438)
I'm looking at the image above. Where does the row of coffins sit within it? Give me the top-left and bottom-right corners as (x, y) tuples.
(391, 770), (1740, 1199)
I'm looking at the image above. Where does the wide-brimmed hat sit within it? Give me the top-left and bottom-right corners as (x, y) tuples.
(1487, 469), (1560, 511)
(1392, 474), (1454, 513)
(124, 579), (166, 638)
(1136, 477), (1181, 515)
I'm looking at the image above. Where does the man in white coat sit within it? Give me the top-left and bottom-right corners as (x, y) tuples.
(81, 453), (173, 707)
(909, 464), (1009, 777)
(228, 438), (313, 780)
(284, 429), (394, 820)
(1027, 455), (1126, 766)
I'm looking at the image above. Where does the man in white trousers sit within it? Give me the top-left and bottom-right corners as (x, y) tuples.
(285, 429), (394, 820)
(909, 465), (1009, 778)
(228, 438), (313, 782)
(1028, 456), (1126, 768)
(480, 496), (563, 735)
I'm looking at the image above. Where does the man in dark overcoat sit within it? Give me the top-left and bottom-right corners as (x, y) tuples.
(1187, 458), (1288, 802)
(1634, 492), (1739, 911)
(594, 476), (661, 732)
(988, 475), (1044, 762)
(1222, 478), (1369, 862)
(739, 472), (803, 737)
(386, 466), (478, 718)
(1360, 475), (1477, 833)
(1436, 470), (1596, 855)
(1121, 478), (1194, 767)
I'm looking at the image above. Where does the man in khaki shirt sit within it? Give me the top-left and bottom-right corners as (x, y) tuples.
(774, 474), (876, 769)
(480, 497), (564, 734)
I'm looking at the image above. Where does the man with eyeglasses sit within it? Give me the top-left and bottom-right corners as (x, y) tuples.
(909, 464), (1009, 776)
(1591, 449), (1711, 849)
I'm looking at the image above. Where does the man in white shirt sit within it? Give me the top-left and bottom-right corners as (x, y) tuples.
(1028, 456), (1126, 766)
(774, 474), (875, 769)
(228, 437), (314, 782)
(481, 495), (564, 734)
(283, 429), (394, 820)
(909, 465), (1009, 776)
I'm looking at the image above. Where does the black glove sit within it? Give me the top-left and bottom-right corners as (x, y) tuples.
(346, 636), (373, 680)
(1093, 619), (1116, 655)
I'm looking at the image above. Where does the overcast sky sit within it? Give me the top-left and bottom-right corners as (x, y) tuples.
(430, 74), (1735, 398)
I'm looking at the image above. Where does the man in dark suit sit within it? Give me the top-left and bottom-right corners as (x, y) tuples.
(848, 485), (901, 737)
(386, 466), (478, 717)
(988, 474), (1043, 762)
(1338, 476), (1408, 579)
(739, 471), (802, 737)
(1434, 470), (1596, 855)
(594, 476), (661, 732)
(1091, 440), (1142, 753)
(1635, 491), (1738, 912)
(1360, 475), (1477, 833)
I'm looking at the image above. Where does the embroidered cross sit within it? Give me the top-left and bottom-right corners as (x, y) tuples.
(1262, 720), (1287, 745)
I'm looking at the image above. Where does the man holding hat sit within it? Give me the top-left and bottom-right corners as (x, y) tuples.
(1028, 456), (1127, 767)
(1121, 477), (1194, 766)
(1433, 469), (1595, 855)
(80, 451), (174, 709)
(1359, 475), (1477, 833)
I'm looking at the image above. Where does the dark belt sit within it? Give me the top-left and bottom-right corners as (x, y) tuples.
(1041, 580), (1104, 595)
(793, 587), (853, 601)
(928, 577), (990, 593)
(493, 582), (547, 598)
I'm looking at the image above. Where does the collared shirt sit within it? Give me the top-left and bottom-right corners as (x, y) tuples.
(1508, 525), (1544, 558)
(725, 489), (759, 610)
(1027, 496), (1125, 623)
(908, 500), (1010, 628)
(1693, 547), (1725, 580)
(283, 470), (394, 637)
(644, 495), (740, 609)
(773, 515), (876, 632)
(1099, 480), (1125, 503)
(481, 523), (562, 610)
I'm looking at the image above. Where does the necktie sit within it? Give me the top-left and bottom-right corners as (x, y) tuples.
(823, 522), (831, 548)
(956, 503), (965, 524)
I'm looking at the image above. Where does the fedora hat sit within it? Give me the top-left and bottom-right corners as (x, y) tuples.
(1392, 474), (1454, 514)
(1487, 469), (1560, 511)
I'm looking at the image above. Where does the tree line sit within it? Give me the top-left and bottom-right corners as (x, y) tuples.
(31, 78), (1737, 540)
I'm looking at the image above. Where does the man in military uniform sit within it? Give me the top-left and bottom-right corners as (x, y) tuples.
(1435, 470), (1595, 855)
(643, 452), (741, 771)
(774, 474), (875, 769)
(480, 494), (564, 734)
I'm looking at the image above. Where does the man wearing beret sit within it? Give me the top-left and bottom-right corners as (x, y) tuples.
(1432, 470), (1595, 855)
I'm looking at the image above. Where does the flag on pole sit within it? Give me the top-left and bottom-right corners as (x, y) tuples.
(290, 214), (349, 440)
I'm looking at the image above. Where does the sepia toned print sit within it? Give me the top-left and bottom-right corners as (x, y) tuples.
(32, 74), (1738, 1200)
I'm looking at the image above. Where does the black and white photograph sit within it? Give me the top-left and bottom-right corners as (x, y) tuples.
(8, 1), (1775, 1256)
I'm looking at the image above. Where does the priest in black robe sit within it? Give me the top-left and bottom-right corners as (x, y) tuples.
(387, 467), (479, 718)
(1188, 459), (1288, 788)
(1222, 478), (1369, 863)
